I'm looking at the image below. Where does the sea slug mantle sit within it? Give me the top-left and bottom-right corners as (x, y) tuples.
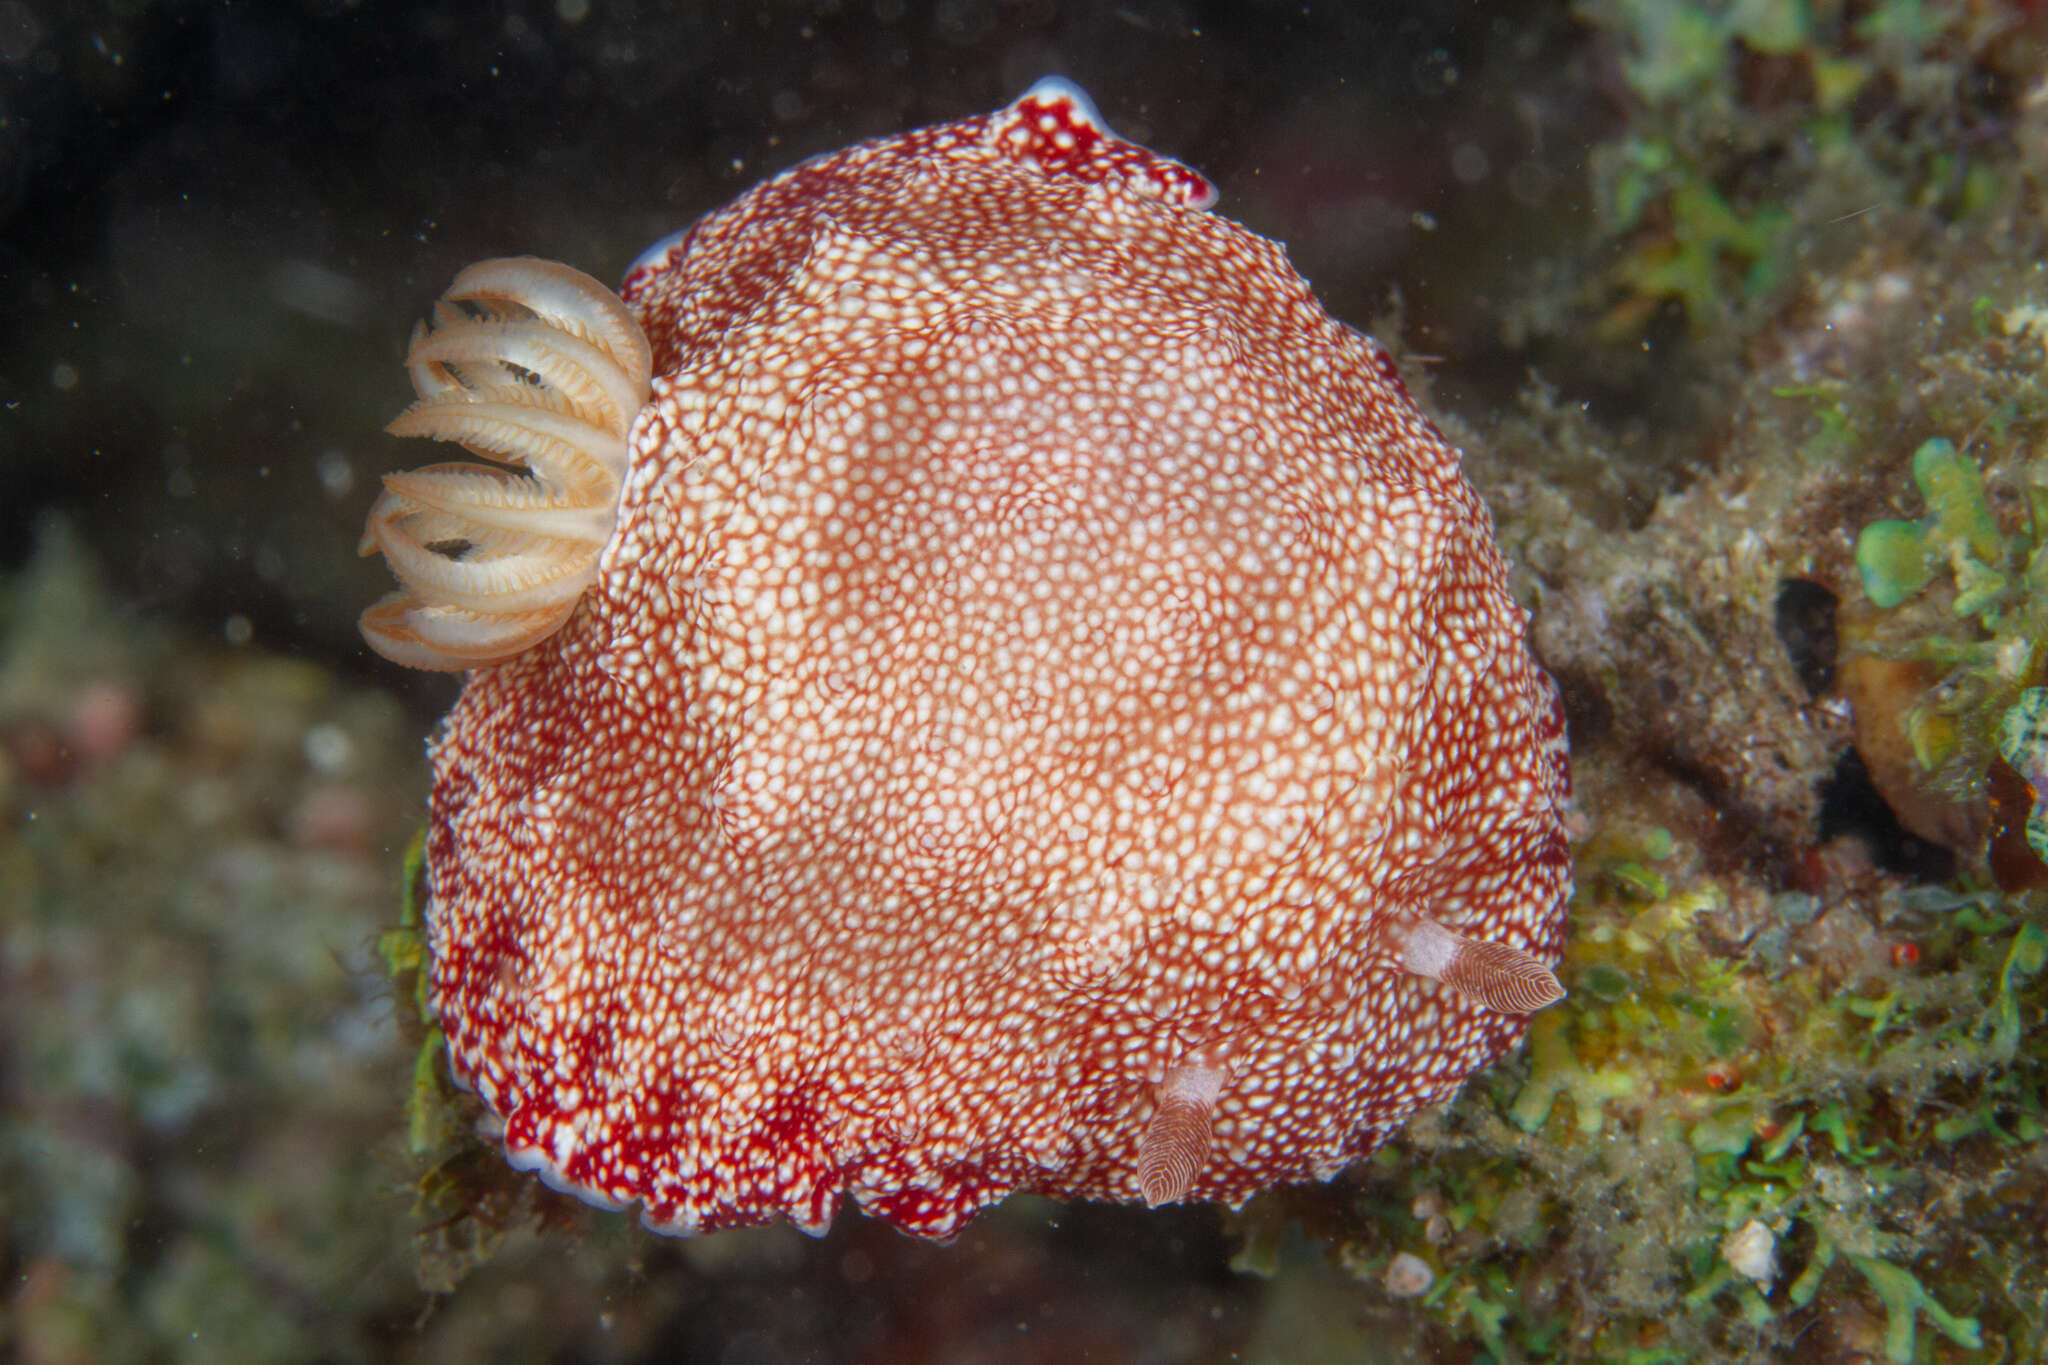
(358, 78), (1573, 1240)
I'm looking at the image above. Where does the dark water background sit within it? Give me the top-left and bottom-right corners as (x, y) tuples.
(2, 0), (1608, 699)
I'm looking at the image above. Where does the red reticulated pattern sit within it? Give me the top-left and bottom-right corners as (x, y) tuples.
(425, 82), (1571, 1240)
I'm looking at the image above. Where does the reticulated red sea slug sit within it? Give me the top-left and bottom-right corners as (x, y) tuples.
(358, 78), (1573, 1240)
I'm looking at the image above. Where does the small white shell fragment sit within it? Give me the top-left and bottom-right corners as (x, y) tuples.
(1723, 1219), (1777, 1286)
(1384, 1251), (1435, 1298)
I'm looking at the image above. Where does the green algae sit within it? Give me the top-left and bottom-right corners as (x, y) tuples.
(1233, 798), (2048, 1360)
(1527, 0), (2040, 418)
(1846, 1253), (1984, 1360)
(1996, 689), (2048, 862)
(1856, 440), (2025, 619)
(1842, 367), (2048, 890)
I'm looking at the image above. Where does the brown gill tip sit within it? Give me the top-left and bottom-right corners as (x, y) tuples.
(1135, 1062), (1227, 1207)
(1397, 917), (1564, 1016)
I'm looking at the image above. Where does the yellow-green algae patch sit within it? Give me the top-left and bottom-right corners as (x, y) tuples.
(1229, 822), (2044, 1361)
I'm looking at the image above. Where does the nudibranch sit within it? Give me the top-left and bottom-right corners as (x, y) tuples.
(359, 78), (1572, 1240)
